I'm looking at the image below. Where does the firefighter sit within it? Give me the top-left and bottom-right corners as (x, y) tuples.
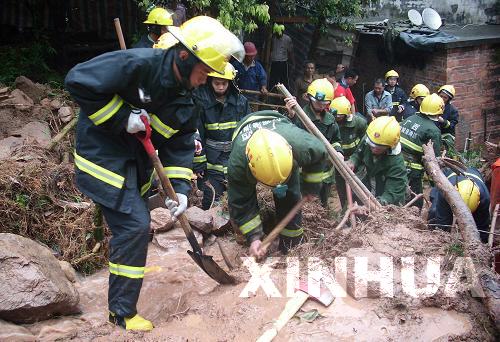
(346, 116), (408, 205)
(331, 96), (368, 209)
(193, 63), (250, 209)
(133, 7), (174, 48)
(401, 84), (430, 120)
(384, 70), (408, 122)
(65, 16), (244, 331)
(284, 78), (343, 208)
(227, 111), (327, 258)
(428, 167), (490, 243)
(400, 93), (444, 208)
(437, 85), (459, 154)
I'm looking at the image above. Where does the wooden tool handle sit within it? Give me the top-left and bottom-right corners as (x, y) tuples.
(256, 291), (309, 342)
(260, 196), (309, 253)
(114, 18), (127, 50)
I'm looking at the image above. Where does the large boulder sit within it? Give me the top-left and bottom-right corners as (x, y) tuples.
(11, 121), (51, 147)
(0, 233), (80, 324)
(185, 206), (213, 233)
(6, 89), (34, 108)
(150, 207), (174, 232)
(14, 76), (46, 102)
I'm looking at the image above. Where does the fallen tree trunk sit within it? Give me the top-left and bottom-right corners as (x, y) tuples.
(422, 141), (500, 330)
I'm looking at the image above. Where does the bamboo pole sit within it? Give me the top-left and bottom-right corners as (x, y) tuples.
(241, 89), (285, 99)
(47, 117), (78, 151)
(275, 83), (381, 209)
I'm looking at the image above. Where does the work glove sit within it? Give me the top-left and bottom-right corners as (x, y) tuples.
(165, 193), (188, 220)
(126, 109), (150, 134)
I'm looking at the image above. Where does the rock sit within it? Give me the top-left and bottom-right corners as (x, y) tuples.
(0, 319), (36, 342)
(6, 89), (34, 108)
(0, 136), (23, 159)
(0, 233), (80, 324)
(40, 98), (51, 108)
(11, 121), (51, 147)
(150, 208), (174, 232)
(58, 106), (74, 123)
(153, 226), (203, 251)
(185, 206), (213, 233)
(14, 76), (46, 102)
(58, 261), (77, 283)
(50, 99), (62, 111)
(209, 207), (231, 233)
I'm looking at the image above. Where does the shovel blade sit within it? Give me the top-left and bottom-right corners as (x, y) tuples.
(297, 281), (335, 306)
(187, 250), (235, 285)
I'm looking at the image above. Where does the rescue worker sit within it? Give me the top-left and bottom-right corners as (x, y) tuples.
(400, 93), (444, 209)
(346, 116), (408, 205)
(331, 96), (368, 209)
(384, 70), (408, 122)
(428, 167), (490, 243)
(227, 111), (327, 258)
(284, 78), (343, 208)
(437, 85), (459, 154)
(65, 16), (244, 331)
(193, 63), (250, 209)
(133, 7), (173, 48)
(401, 84), (430, 120)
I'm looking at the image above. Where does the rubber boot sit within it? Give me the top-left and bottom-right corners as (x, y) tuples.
(109, 312), (153, 331)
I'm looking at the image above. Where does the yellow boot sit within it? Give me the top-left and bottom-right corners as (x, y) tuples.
(109, 312), (153, 331)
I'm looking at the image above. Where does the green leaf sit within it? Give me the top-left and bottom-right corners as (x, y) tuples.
(294, 309), (323, 323)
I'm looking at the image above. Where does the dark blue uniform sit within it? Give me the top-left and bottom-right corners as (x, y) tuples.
(193, 82), (250, 209)
(385, 84), (408, 122)
(65, 47), (198, 319)
(436, 102), (459, 153)
(428, 168), (490, 243)
(401, 100), (419, 120)
(132, 34), (155, 48)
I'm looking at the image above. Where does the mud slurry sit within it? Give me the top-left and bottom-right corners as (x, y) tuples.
(24, 205), (497, 341)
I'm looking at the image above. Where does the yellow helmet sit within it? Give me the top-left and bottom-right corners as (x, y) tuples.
(409, 84), (430, 99)
(307, 78), (334, 102)
(366, 116), (400, 148)
(456, 179), (480, 212)
(167, 16), (245, 74)
(144, 8), (173, 26)
(385, 70), (399, 79)
(245, 129), (293, 186)
(207, 63), (236, 80)
(153, 32), (178, 50)
(330, 96), (351, 115)
(420, 93), (445, 116)
(438, 85), (456, 99)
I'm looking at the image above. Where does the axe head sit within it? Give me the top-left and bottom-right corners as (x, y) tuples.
(297, 280), (335, 307)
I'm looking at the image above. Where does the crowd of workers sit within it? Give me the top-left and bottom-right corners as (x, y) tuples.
(64, 8), (492, 332)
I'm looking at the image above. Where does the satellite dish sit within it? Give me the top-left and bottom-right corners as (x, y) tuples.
(422, 8), (442, 30)
(408, 9), (423, 26)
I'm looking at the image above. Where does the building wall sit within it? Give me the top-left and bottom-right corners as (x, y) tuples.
(352, 34), (499, 150)
(365, 0), (498, 25)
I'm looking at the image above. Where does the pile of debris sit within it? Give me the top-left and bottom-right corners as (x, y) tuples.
(0, 76), (106, 273)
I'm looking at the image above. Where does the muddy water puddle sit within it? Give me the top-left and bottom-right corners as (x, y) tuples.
(22, 229), (474, 341)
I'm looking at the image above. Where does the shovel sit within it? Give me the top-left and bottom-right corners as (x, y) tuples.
(256, 280), (335, 342)
(135, 116), (235, 285)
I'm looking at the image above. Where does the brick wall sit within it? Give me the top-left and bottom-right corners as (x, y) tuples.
(352, 35), (499, 150)
(447, 44), (500, 147)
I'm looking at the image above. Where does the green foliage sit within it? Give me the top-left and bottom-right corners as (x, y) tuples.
(0, 38), (61, 86)
(447, 242), (464, 257)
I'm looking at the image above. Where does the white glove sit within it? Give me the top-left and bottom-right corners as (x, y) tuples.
(165, 193), (188, 220)
(126, 109), (150, 134)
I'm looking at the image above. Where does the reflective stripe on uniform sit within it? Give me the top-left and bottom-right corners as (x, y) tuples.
(74, 151), (124, 189)
(444, 120), (450, 128)
(442, 133), (455, 142)
(150, 114), (179, 139)
(342, 138), (360, 150)
(109, 262), (144, 279)
(163, 166), (193, 181)
(447, 172), (483, 184)
(280, 227), (304, 237)
(88, 94), (124, 125)
(392, 101), (400, 106)
(205, 121), (238, 131)
(321, 169), (334, 181)
(302, 171), (325, 183)
(240, 214), (262, 234)
(140, 170), (156, 196)
(193, 155), (207, 163)
(332, 142), (341, 150)
(207, 163), (227, 174)
(405, 160), (424, 170)
(400, 137), (423, 152)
